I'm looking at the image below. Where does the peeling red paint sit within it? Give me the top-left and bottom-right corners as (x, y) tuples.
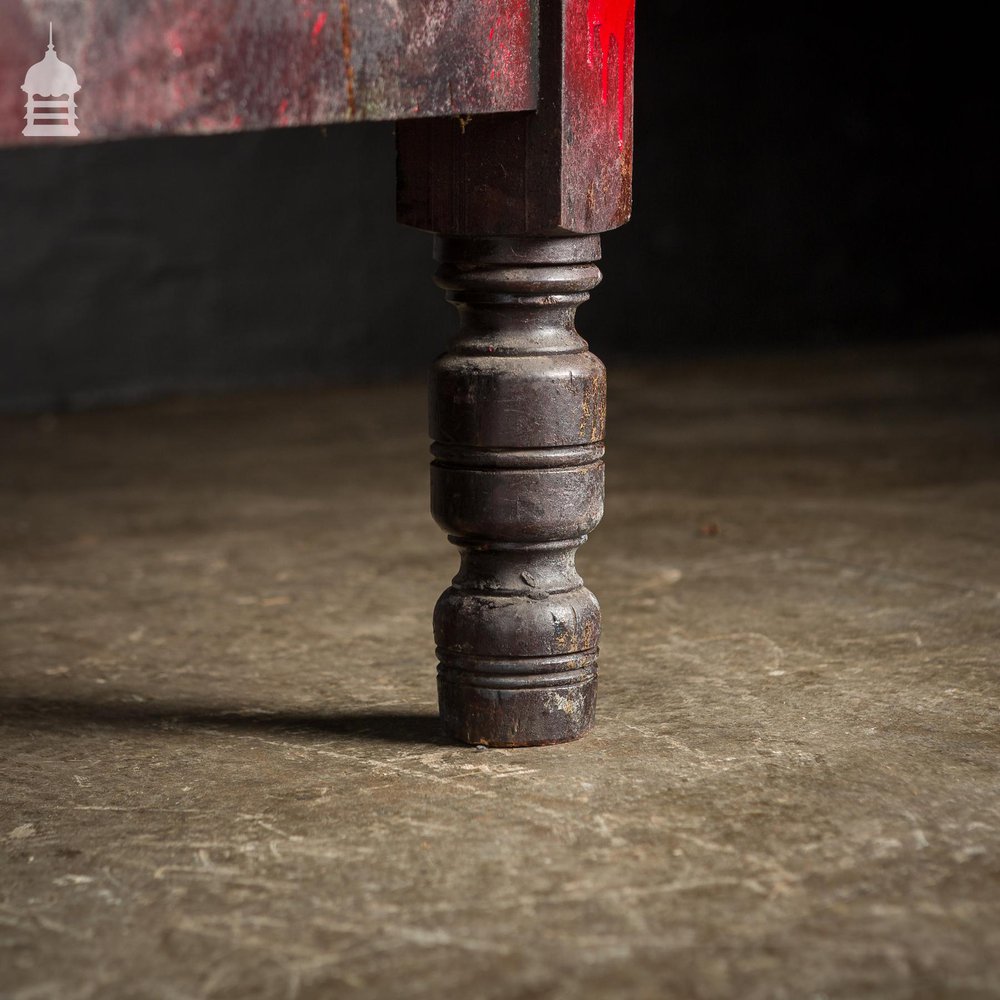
(2, 0), (537, 143)
(487, 1), (530, 101)
(586, 0), (635, 145)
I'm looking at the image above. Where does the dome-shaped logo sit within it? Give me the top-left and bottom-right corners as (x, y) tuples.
(22, 23), (81, 137)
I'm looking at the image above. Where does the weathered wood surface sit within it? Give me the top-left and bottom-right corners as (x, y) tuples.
(0, 0), (537, 145)
(429, 235), (606, 746)
(397, 0), (634, 235)
(399, 2), (633, 744)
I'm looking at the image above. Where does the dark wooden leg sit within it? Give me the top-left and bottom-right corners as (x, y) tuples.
(429, 235), (606, 747)
(397, 0), (635, 745)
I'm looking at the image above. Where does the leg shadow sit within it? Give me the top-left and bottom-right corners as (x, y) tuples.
(0, 694), (451, 747)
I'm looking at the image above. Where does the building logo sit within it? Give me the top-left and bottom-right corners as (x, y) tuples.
(22, 23), (80, 137)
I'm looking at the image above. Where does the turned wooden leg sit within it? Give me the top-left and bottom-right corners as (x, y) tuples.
(397, 1), (635, 746)
(428, 235), (606, 747)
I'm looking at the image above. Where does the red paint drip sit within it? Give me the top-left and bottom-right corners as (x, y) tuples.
(586, 0), (635, 145)
(310, 11), (327, 41)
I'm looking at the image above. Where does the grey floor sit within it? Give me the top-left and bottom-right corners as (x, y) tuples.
(2, 337), (998, 999)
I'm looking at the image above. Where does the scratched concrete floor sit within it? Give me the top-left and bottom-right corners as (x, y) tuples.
(1, 337), (999, 999)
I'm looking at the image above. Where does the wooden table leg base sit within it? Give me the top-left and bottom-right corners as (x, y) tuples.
(438, 671), (598, 749)
(429, 235), (607, 747)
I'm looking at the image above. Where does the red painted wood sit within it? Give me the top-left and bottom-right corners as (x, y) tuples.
(586, 0), (635, 145)
(397, 0), (634, 235)
(561, 0), (634, 229)
(0, 0), (538, 145)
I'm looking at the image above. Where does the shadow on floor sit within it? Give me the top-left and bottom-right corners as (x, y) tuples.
(0, 694), (450, 747)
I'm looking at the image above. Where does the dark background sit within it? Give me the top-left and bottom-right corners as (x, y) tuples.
(1, 3), (995, 411)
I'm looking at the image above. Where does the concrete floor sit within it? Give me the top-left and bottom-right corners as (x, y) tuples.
(1, 337), (998, 999)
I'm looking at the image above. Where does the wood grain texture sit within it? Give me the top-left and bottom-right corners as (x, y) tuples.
(0, 0), (537, 145)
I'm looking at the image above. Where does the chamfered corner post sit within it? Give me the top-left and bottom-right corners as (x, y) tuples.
(396, 0), (635, 746)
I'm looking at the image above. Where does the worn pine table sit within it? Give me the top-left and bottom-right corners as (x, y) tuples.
(1, 0), (636, 747)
